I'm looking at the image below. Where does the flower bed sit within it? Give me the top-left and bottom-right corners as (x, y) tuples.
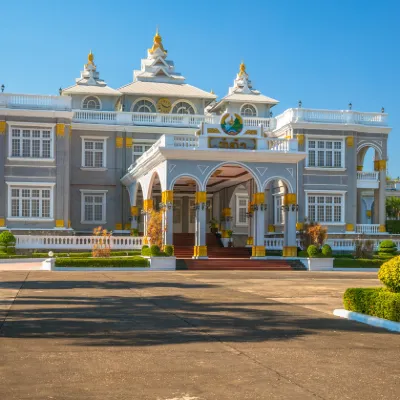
(343, 288), (400, 322)
(54, 256), (149, 268)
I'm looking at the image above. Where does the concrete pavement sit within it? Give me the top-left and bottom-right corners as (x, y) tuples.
(0, 270), (399, 400)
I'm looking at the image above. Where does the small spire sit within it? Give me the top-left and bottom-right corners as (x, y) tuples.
(86, 50), (96, 68)
(210, 89), (215, 94)
(239, 60), (246, 76)
(149, 27), (167, 54)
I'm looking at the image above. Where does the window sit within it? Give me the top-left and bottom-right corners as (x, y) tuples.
(81, 138), (107, 168)
(274, 195), (285, 225)
(172, 101), (195, 114)
(240, 104), (257, 117)
(132, 99), (156, 113)
(8, 186), (53, 219)
(307, 139), (344, 168)
(10, 128), (53, 159)
(307, 194), (344, 223)
(81, 190), (107, 223)
(236, 195), (248, 226)
(82, 96), (101, 110)
(132, 142), (153, 163)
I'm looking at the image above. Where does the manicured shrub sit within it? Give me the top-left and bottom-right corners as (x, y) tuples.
(130, 229), (139, 237)
(378, 256), (400, 292)
(378, 240), (397, 255)
(54, 256), (149, 268)
(150, 245), (161, 256)
(164, 245), (174, 257)
(0, 231), (16, 254)
(307, 245), (319, 258)
(298, 250), (308, 258)
(141, 245), (151, 256)
(321, 244), (332, 257)
(343, 287), (400, 322)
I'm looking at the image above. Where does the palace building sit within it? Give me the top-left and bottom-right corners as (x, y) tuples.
(0, 30), (391, 258)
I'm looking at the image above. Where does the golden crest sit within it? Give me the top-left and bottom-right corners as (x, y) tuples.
(157, 98), (171, 113)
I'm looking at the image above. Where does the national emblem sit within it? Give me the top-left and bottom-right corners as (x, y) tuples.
(220, 113), (243, 136)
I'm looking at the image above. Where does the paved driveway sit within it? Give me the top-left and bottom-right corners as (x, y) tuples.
(0, 270), (399, 400)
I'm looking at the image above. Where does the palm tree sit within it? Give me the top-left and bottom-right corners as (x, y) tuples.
(386, 196), (400, 220)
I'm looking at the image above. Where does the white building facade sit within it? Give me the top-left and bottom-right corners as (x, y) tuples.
(0, 31), (391, 257)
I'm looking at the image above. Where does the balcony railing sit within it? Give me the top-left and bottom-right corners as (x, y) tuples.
(357, 171), (379, 180)
(0, 93), (71, 111)
(275, 108), (388, 131)
(355, 224), (381, 234)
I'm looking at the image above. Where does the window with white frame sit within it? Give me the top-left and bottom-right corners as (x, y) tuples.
(172, 102), (195, 114)
(9, 186), (53, 219)
(274, 195), (285, 225)
(10, 127), (53, 159)
(81, 191), (107, 223)
(82, 138), (106, 168)
(82, 96), (101, 110)
(240, 104), (257, 117)
(132, 99), (156, 113)
(307, 194), (344, 223)
(132, 142), (153, 163)
(307, 139), (344, 168)
(236, 195), (248, 226)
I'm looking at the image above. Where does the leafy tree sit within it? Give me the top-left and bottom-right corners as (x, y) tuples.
(147, 210), (163, 248)
(0, 231), (16, 254)
(299, 222), (327, 249)
(386, 197), (400, 220)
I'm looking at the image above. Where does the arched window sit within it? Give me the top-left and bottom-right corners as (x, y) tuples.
(132, 99), (156, 113)
(82, 96), (101, 110)
(240, 104), (257, 117)
(172, 101), (195, 114)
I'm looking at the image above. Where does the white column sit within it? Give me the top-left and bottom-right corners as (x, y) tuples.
(251, 192), (266, 258)
(161, 190), (174, 246)
(378, 164), (386, 232)
(283, 193), (298, 257)
(193, 192), (208, 259)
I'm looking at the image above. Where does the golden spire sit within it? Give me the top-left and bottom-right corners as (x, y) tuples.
(86, 50), (96, 67)
(210, 89), (215, 94)
(239, 60), (246, 77)
(149, 27), (167, 54)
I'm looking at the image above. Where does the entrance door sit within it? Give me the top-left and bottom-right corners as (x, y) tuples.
(173, 198), (182, 233)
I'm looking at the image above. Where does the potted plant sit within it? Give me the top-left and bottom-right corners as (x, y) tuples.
(209, 218), (219, 234)
(227, 230), (233, 247)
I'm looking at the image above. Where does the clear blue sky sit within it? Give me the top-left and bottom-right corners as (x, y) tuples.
(1, 0), (398, 174)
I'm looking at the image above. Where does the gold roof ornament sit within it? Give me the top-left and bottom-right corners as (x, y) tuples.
(86, 50), (96, 68)
(239, 60), (246, 77)
(210, 89), (215, 94)
(149, 27), (167, 55)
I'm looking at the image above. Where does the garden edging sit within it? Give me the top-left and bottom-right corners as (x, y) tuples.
(333, 308), (400, 333)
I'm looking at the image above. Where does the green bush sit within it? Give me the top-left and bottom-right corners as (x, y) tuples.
(0, 254), (29, 259)
(130, 229), (139, 237)
(307, 245), (319, 258)
(334, 258), (385, 268)
(141, 245), (151, 256)
(164, 245), (174, 257)
(54, 256), (149, 268)
(378, 240), (397, 255)
(0, 231), (16, 254)
(321, 244), (332, 257)
(150, 245), (160, 256)
(298, 250), (308, 258)
(343, 288), (400, 322)
(378, 256), (400, 292)
(386, 220), (400, 234)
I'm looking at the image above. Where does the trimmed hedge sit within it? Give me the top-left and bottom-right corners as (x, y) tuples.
(0, 254), (29, 259)
(334, 258), (385, 268)
(141, 245), (151, 256)
(55, 256), (149, 268)
(343, 288), (400, 322)
(386, 220), (400, 234)
(321, 244), (333, 257)
(378, 240), (397, 256)
(307, 245), (319, 258)
(378, 256), (400, 292)
(164, 245), (174, 257)
(32, 251), (140, 258)
(150, 245), (160, 256)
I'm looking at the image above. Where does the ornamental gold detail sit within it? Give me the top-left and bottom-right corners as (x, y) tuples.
(56, 123), (65, 137)
(283, 193), (297, 205)
(346, 136), (354, 147)
(283, 246), (297, 257)
(297, 134), (304, 145)
(195, 191), (207, 204)
(244, 129), (257, 135)
(252, 192), (265, 205)
(207, 128), (220, 134)
(116, 137), (123, 148)
(126, 137), (133, 148)
(0, 121), (6, 134)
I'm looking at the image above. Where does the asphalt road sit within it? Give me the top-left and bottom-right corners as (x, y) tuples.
(0, 270), (399, 400)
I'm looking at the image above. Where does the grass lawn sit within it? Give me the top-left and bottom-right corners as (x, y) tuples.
(334, 258), (386, 268)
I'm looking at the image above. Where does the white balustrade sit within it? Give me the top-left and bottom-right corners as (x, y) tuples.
(242, 116), (273, 128)
(173, 135), (198, 148)
(15, 235), (143, 250)
(357, 171), (379, 180)
(355, 224), (381, 234)
(74, 110), (117, 123)
(0, 93), (71, 110)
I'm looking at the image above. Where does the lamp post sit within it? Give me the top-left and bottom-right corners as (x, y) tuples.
(1, 84), (4, 93)
(348, 102), (352, 110)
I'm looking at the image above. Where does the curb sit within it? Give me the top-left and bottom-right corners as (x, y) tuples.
(333, 268), (379, 272)
(333, 309), (400, 333)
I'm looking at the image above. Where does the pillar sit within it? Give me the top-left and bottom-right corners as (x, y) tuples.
(0, 121), (6, 229)
(142, 199), (153, 245)
(221, 207), (232, 244)
(193, 191), (208, 259)
(251, 192), (266, 258)
(130, 206), (139, 231)
(246, 181), (254, 246)
(283, 193), (298, 257)
(375, 160), (387, 232)
(162, 190), (174, 247)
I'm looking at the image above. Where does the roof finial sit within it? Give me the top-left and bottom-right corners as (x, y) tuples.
(149, 26), (167, 55)
(239, 60), (246, 77)
(86, 50), (95, 68)
(210, 89), (215, 94)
